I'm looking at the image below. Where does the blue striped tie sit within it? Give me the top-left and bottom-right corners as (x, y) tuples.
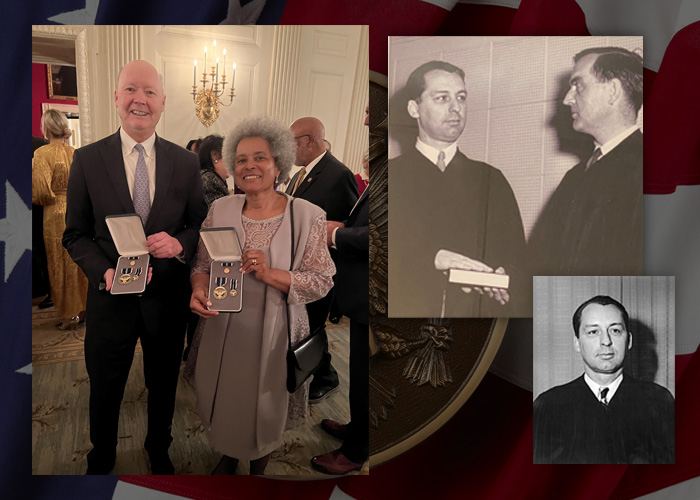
(133, 143), (151, 225)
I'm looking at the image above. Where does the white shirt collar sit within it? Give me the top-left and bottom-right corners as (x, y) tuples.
(596, 125), (639, 158)
(415, 137), (458, 172)
(120, 128), (156, 158)
(584, 372), (624, 403)
(303, 150), (327, 175)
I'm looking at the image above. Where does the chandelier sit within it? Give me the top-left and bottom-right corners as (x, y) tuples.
(191, 40), (236, 127)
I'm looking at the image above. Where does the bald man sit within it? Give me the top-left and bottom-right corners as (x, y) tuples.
(288, 117), (358, 402)
(63, 60), (207, 474)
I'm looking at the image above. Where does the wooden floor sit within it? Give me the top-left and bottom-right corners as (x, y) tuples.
(31, 297), (367, 476)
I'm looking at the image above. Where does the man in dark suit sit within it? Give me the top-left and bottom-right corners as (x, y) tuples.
(311, 104), (370, 475)
(63, 60), (207, 474)
(388, 61), (527, 318)
(534, 295), (674, 464)
(529, 47), (643, 277)
(287, 116), (358, 402)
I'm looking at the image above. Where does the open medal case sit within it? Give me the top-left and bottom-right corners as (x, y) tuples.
(105, 214), (150, 295)
(200, 227), (243, 312)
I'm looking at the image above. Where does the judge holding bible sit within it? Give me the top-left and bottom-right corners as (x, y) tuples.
(63, 60), (207, 474)
(189, 115), (335, 475)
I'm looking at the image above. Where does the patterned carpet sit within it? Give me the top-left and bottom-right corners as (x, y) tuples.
(31, 296), (365, 475)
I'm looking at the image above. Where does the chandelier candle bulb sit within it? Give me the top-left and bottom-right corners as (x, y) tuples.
(232, 62), (236, 87)
(204, 46), (207, 71)
(223, 49), (226, 77)
(193, 59), (196, 86)
(216, 57), (219, 84)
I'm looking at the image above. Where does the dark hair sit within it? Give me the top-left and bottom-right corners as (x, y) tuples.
(405, 61), (465, 102)
(197, 134), (224, 172)
(572, 295), (629, 338)
(186, 138), (202, 152)
(574, 47), (643, 113)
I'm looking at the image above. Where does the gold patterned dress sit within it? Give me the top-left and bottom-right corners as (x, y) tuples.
(32, 143), (88, 319)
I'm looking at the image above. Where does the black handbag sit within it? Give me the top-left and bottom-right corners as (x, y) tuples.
(285, 199), (327, 393)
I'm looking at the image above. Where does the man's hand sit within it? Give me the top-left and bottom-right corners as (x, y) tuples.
(147, 232), (183, 259)
(326, 221), (345, 246)
(434, 249), (510, 305)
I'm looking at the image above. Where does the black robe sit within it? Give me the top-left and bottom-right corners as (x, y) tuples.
(388, 147), (528, 317)
(529, 130), (643, 276)
(533, 374), (674, 464)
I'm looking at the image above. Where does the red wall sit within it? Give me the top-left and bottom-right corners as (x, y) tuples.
(32, 63), (78, 137)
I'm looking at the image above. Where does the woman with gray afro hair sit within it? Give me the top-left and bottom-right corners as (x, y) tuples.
(222, 114), (296, 189)
(188, 113), (336, 475)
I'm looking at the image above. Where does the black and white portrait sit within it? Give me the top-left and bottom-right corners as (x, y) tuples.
(532, 276), (675, 464)
(387, 36), (643, 318)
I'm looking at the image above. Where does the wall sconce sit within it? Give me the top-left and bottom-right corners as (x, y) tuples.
(191, 40), (237, 127)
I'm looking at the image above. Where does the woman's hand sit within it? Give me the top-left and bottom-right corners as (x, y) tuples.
(190, 286), (219, 318)
(241, 249), (269, 281)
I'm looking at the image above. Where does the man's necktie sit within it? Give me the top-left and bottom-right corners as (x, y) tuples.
(599, 386), (609, 406)
(291, 166), (306, 196)
(133, 144), (151, 225)
(437, 150), (446, 171)
(585, 147), (602, 170)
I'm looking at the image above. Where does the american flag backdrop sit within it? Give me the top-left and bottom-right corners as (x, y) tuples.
(18, 1), (700, 498)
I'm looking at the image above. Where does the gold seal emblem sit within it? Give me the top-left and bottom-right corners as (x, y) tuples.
(118, 275), (132, 285)
(224, 268), (230, 274)
(130, 260), (136, 266)
(213, 286), (227, 300)
(230, 290), (237, 297)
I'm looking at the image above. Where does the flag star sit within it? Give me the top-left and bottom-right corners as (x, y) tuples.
(0, 181), (32, 282)
(48, 0), (100, 24)
(16, 364), (32, 375)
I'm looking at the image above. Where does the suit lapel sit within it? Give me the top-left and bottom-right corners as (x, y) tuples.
(293, 153), (327, 197)
(148, 135), (174, 231)
(100, 130), (134, 215)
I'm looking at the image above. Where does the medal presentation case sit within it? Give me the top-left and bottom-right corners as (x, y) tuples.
(105, 214), (150, 295)
(200, 227), (243, 312)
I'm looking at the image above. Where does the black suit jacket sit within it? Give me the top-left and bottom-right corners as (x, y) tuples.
(286, 151), (358, 223)
(334, 189), (368, 325)
(63, 130), (207, 339)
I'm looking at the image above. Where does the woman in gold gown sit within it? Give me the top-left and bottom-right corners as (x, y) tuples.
(32, 109), (88, 330)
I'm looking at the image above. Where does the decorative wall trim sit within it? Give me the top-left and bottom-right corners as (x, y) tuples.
(267, 26), (301, 125)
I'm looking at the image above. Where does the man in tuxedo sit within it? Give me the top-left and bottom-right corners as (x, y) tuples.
(533, 295), (674, 464)
(529, 47), (643, 276)
(311, 104), (370, 475)
(388, 60), (527, 318)
(287, 116), (358, 402)
(63, 60), (207, 474)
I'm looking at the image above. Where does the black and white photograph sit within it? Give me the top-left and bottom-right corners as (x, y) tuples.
(387, 36), (643, 318)
(532, 276), (675, 464)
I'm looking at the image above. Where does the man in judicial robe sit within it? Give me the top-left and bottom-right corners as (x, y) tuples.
(533, 295), (674, 464)
(388, 60), (527, 318)
(529, 47), (643, 276)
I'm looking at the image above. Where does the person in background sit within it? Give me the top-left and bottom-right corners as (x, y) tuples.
(186, 138), (202, 153)
(33, 109), (88, 330)
(33, 135), (52, 309)
(311, 103), (370, 475)
(287, 116), (358, 403)
(198, 134), (229, 207)
(354, 150), (369, 196)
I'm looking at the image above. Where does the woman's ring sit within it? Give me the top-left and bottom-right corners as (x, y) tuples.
(252, 258), (258, 266)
